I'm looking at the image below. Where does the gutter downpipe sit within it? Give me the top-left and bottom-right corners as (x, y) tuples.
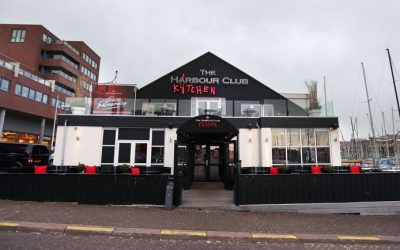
(61, 119), (68, 167)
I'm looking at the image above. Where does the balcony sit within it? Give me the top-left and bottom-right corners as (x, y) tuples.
(41, 58), (79, 77)
(44, 41), (81, 63)
(44, 73), (76, 90)
(63, 98), (313, 117)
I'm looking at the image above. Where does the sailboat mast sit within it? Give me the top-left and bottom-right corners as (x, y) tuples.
(361, 62), (378, 159)
(382, 111), (390, 158)
(324, 76), (328, 116)
(386, 49), (400, 118)
(361, 63), (376, 139)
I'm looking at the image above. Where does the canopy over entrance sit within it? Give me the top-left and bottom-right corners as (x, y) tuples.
(177, 115), (239, 143)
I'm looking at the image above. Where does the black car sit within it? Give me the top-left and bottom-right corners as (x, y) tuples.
(0, 142), (50, 172)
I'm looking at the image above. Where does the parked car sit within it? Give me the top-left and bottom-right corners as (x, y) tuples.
(0, 142), (50, 172)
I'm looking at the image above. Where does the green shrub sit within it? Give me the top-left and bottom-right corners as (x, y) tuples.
(76, 163), (85, 173)
(322, 165), (333, 173)
(279, 164), (290, 174)
(118, 164), (130, 173)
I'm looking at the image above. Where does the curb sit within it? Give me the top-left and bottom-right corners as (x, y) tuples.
(0, 220), (399, 244)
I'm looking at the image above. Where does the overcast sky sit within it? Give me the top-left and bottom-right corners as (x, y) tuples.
(2, 0), (400, 140)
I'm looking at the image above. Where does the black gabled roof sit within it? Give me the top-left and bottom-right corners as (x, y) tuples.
(136, 52), (298, 102)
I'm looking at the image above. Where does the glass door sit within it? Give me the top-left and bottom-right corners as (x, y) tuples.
(194, 98), (223, 115)
(193, 144), (220, 181)
(117, 141), (149, 166)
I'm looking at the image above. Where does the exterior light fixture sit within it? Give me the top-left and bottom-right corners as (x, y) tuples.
(168, 122), (173, 129)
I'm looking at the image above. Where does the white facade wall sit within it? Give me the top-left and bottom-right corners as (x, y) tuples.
(261, 128), (273, 167)
(330, 128), (342, 166)
(164, 128), (177, 171)
(238, 128), (260, 167)
(54, 126), (103, 166)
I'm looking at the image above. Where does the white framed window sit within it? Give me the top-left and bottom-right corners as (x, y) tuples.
(147, 103), (176, 116)
(10, 29), (26, 43)
(191, 97), (225, 116)
(271, 128), (331, 166)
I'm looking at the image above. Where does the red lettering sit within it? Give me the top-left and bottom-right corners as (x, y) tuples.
(210, 86), (216, 95)
(173, 84), (179, 93)
(204, 85), (209, 93)
(196, 85), (202, 94)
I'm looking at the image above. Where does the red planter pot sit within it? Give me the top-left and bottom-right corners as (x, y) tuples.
(311, 166), (322, 174)
(269, 167), (279, 175)
(349, 165), (361, 174)
(34, 165), (47, 174)
(131, 167), (140, 175)
(84, 165), (96, 174)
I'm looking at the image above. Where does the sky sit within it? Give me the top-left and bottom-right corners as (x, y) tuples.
(1, 0), (400, 140)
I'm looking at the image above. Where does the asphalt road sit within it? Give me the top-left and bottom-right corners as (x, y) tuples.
(0, 231), (399, 250)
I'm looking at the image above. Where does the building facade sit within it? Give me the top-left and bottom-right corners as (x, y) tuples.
(54, 52), (341, 187)
(0, 24), (100, 147)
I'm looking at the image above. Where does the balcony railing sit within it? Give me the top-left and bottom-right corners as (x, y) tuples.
(64, 98), (330, 117)
(54, 40), (80, 56)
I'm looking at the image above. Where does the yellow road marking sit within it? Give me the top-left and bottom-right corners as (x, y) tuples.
(66, 225), (114, 232)
(252, 233), (297, 239)
(0, 222), (19, 227)
(338, 235), (381, 241)
(160, 230), (207, 237)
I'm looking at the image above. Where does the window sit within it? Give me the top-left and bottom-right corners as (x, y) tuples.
(15, 84), (50, 105)
(28, 89), (35, 100)
(81, 66), (97, 81)
(151, 130), (164, 164)
(0, 77), (10, 92)
(101, 130), (116, 166)
(42, 33), (53, 44)
(83, 53), (98, 69)
(21, 86), (29, 97)
(263, 104), (274, 116)
(271, 128), (331, 166)
(10, 29), (26, 42)
(15, 84), (21, 95)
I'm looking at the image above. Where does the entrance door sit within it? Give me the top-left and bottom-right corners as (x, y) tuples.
(193, 144), (220, 181)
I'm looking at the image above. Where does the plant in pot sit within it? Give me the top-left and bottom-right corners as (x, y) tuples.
(118, 164), (130, 174)
(322, 165), (333, 173)
(279, 164), (290, 174)
(74, 163), (85, 173)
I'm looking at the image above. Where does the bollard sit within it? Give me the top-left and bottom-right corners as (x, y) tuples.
(164, 177), (174, 210)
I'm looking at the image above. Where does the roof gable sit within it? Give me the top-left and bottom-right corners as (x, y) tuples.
(137, 52), (290, 101)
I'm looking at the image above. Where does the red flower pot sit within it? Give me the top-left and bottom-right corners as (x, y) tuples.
(34, 165), (47, 174)
(84, 165), (96, 174)
(311, 166), (322, 174)
(269, 167), (279, 175)
(131, 167), (140, 175)
(349, 165), (361, 174)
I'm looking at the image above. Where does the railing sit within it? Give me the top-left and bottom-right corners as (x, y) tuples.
(234, 173), (400, 205)
(54, 40), (80, 56)
(0, 173), (175, 205)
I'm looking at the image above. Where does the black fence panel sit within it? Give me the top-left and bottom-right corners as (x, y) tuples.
(0, 174), (171, 206)
(235, 173), (400, 205)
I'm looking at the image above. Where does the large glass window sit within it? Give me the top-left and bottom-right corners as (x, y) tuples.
(10, 29), (26, 42)
(135, 143), (147, 164)
(271, 128), (330, 166)
(101, 130), (116, 166)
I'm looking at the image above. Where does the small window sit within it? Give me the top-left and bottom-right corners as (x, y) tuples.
(21, 86), (29, 97)
(35, 91), (43, 102)
(42, 94), (48, 104)
(10, 29), (26, 43)
(28, 88), (35, 100)
(15, 84), (22, 95)
(0, 78), (10, 91)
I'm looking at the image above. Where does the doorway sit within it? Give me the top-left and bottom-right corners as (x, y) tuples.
(193, 144), (221, 182)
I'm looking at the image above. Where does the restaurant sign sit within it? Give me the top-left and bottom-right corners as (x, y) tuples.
(93, 84), (136, 114)
(196, 116), (221, 128)
(172, 69), (248, 96)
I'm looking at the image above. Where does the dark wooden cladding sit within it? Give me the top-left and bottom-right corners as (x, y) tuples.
(0, 174), (180, 206)
(234, 173), (400, 205)
(57, 115), (339, 129)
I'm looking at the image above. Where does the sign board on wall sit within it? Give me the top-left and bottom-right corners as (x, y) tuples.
(93, 84), (136, 114)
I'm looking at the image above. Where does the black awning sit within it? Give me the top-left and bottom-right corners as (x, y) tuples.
(177, 115), (239, 143)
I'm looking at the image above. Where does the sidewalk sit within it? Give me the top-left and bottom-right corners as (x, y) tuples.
(0, 200), (399, 243)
